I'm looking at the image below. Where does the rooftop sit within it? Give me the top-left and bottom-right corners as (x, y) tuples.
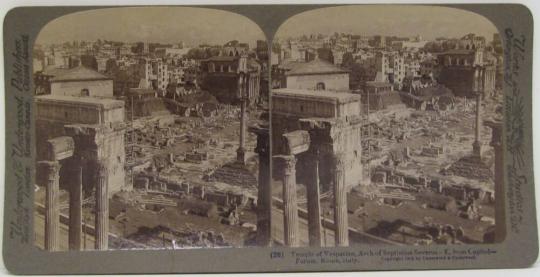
(273, 88), (360, 103)
(366, 81), (393, 88)
(129, 88), (156, 95)
(438, 49), (476, 56)
(286, 58), (349, 76)
(203, 55), (239, 62)
(50, 66), (111, 82)
(41, 66), (70, 77)
(35, 95), (124, 109)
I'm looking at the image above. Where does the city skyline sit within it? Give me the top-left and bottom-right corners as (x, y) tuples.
(35, 7), (265, 47)
(275, 5), (499, 41)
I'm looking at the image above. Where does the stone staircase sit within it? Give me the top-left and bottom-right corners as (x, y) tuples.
(209, 161), (257, 188)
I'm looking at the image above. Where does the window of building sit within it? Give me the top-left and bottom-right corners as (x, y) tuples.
(208, 63), (215, 73)
(81, 88), (90, 96)
(316, 82), (326, 90)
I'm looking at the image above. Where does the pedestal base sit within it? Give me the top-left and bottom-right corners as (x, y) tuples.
(472, 140), (482, 158)
(236, 147), (246, 165)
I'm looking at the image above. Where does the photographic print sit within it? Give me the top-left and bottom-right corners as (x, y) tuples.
(270, 5), (504, 247)
(32, 6), (269, 251)
(2, 4), (537, 274)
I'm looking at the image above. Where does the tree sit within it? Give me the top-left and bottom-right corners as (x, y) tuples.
(317, 48), (334, 63)
(186, 48), (207, 60)
(80, 55), (98, 70)
(105, 59), (119, 75)
(341, 52), (354, 69)
(349, 63), (374, 90)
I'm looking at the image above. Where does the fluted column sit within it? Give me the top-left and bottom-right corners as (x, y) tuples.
(68, 164), (83, 250)
(307, 150), (322, 247)
(333, 153), (349, 246)
(486, 120), (505, 242)
(281, 155), (299, 247)
(95, 162), (109, 250)
(41, 161), (61, 251)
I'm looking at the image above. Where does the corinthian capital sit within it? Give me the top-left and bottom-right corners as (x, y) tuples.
(333, 152), (346, 171)
(283, 155), (297, 173)
(96, 160), (108, 178)
(38, 161), (61, 181)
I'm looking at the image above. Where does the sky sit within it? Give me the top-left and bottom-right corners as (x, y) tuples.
(35, 7), (265, 47)
(275, 5), (499, 41)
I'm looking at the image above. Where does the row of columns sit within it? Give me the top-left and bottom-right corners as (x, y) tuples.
(277, 152), (349, 247)
(40, 160), (109, 251)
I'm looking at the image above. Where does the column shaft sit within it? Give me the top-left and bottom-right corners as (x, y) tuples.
(95, 162), (109, 250)
(240, 100), (247, 149)
(68, 166), (83, 250)
(494, 143), (506, 242)
(487, 121), (506, 242)
(307, 155), (322, 247)
(333, 154), (349, 246)
(43, 161), (61, 251)
(475, 93), (482, 141)
(472, 93), (482, 157)
(282, 156), (299, 247)
(256, 152), (271, 246)
(237, 99), (247, 164)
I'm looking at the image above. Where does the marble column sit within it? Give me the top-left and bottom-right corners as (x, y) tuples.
(42, 161), (61, 251)
(68, 164), (83, 250)
(237, 99), (247, 164)
(281, 155), (299, 247)
(236, 74), (247, 164)
(306, 150), (322, 247)
(333, 153), (349, 246)
(473, 67), (484, 158)
(486, 120), (506, 242)
(251, 125), (272, 246)
(95, 162), (109, 250)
